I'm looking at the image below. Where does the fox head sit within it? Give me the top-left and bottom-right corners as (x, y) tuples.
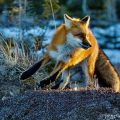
(64, 14), (91, 49)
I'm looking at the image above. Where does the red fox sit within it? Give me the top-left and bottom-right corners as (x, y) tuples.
(20, 14), (120, 92)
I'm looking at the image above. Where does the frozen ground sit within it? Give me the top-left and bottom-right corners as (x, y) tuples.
(0, 88), (120, 120)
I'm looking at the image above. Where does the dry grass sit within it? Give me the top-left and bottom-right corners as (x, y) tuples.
(0, 35), (49, 98)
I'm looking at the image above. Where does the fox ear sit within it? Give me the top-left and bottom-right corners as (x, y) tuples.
(81, 15), (90, 27)
(64, 14), (72, 28)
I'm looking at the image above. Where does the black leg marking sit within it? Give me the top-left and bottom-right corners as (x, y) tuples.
(51, 80), (63, 89)
(20, 59), (44, 80)
(38, 71), (59, 88)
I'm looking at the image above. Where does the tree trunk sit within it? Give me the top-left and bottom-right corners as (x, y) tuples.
(106, 0), (117, 22)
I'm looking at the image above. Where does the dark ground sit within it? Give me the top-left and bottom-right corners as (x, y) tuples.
(0, 88), (120, 120)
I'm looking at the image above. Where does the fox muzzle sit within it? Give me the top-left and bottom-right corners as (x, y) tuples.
(80, 42), (92, 49)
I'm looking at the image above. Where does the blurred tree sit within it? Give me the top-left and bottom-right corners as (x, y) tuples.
(82, 0), (90, 15)
(105, 0), (117, 22)
(0, 0), (5, 4)
(28, 0), (60, 51)
(27, 0), (44, 18)
(42, 0), (60, 19)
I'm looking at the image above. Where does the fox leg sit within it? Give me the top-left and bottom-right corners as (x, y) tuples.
(52, 59), (94, 90)
(51, 68), (71, 89)
(58, 68), (70, 89)
(38, 62), (64, 88)
(50, 60), (89, 89)
(88, 57), (98, 87)
(20, 54), (51, 80)
(80, 57), (97, 87)
(81, 58), (90, 86)
(88, 64), (95, 87)
(51, 79), (63, 89)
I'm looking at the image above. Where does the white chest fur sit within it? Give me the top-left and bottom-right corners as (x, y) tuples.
(49, 33), (83, 63)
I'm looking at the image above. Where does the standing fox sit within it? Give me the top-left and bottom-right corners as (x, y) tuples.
(20, 14), (120, 92)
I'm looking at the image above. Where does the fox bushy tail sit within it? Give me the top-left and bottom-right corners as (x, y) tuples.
(95, 48), (120, 92)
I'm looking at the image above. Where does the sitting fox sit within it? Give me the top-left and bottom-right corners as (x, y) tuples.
(20, 14), (120, 92)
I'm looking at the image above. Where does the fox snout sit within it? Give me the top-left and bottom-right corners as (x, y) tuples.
(81, 41), (92, 49)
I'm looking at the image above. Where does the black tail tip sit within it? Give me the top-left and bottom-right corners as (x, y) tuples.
(20, 72), (27, 80)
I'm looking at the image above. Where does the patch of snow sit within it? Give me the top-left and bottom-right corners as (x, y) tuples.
(49, 20), (62, 27)
(92, 27), (106, 35)
(44, 28), (55, 44)
(103, 49), (120, 64)
(92, 24), (120, 39)
(0, 26), (44, 40)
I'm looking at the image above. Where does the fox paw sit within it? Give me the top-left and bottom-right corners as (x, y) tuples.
(51, 80), (63, 89)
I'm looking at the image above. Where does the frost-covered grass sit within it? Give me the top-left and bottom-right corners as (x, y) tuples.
(0, 88), (120, 120)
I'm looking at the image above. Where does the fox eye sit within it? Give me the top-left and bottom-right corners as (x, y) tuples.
(75, 34), (84, 38)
